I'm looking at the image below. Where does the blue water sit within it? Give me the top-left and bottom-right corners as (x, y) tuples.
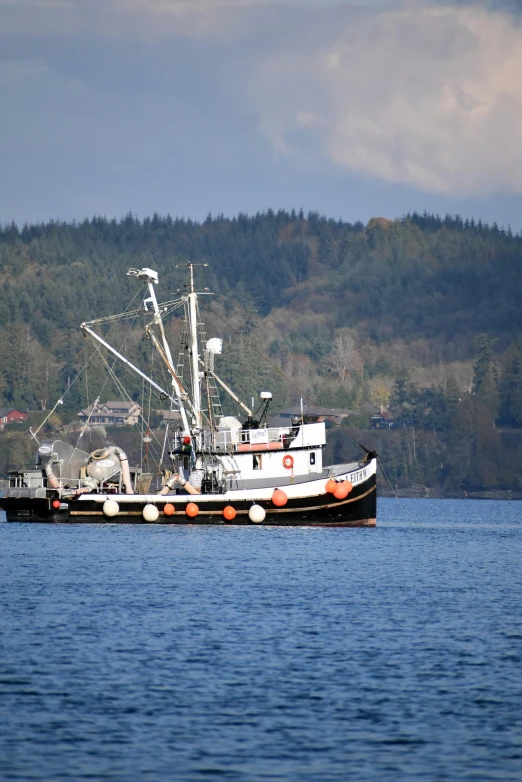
(0, 499), (521, 781)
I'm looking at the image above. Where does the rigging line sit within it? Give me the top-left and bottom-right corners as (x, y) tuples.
(144, 344), (155, 468)
(32, 284), (146, 444)
(201, 302), (369, 451)
(77, 394), (101, 441)
(29, 396), (67, 444)
(145, 326), (204, 423)
(87, 333), (162, 404)
(195, 299), (214, 428)
(56, 287), (150, 475)
(30, 337), (105, 443)
(377, 457), (409, 521)
(84, 349), (91, 451)
(81, 296), (185, 327)
(146, 324), (189, 400)
(158, 420), (170, 474)
(92, 295), (145, 411)
(140, 361), (145, 468)
(150, 327), (179, 394)
(90, 347), (165, 470)
(71, 350), (115, 454)
(93, 345), (165, 457)
(84, 351), (90, 410)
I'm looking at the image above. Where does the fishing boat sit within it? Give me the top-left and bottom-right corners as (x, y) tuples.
(0, 266), (377, 526)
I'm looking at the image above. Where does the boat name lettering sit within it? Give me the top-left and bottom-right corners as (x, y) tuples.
(249, 429), (268, 445)
(349, 468), (367, 484)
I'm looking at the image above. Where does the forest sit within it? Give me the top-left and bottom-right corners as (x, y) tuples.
(1, 209), (522, 493)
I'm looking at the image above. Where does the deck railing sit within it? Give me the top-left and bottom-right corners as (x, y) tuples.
(171, 426), (299, 453)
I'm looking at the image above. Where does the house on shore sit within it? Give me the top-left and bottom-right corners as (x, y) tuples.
(77, 401), (141, 427)
(0, 408), (29, 430)
(158, 409), (183, 427)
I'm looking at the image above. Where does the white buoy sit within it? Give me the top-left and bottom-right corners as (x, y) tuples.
(103, 499), (119, 517)
(143, 504), (159, 522)
(248, 504), (266, 523)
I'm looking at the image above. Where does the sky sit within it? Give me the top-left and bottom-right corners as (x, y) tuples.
(1, 0), (522, 229)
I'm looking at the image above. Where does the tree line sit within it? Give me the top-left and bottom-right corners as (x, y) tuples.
(1, 209), (522, 490)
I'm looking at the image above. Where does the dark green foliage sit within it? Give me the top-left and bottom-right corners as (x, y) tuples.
(390, 377), (459, 432)
(2, 210), (521, 367)
(498, 334), (522, 426)
(473, 335), (497, 394)
(1, 209), (522, 489)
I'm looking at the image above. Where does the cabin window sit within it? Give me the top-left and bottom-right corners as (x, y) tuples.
(253, 454), (262, 470)
(310, 452), (316, 466)
(183, 456), (190, 471)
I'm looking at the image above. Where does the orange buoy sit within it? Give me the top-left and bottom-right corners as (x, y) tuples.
(282, 454), (294, 470)
(333, 481), (351, 500)
(186, 502), (199, 518)
(163, 503), (175, 517)
(272, 489), (288, 507)
(325, 478), (337, 493)
(223, 505), (236, 521)
(52, 499), (61, 509)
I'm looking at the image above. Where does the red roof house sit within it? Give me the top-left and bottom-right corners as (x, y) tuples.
(0, 408), (29, 429)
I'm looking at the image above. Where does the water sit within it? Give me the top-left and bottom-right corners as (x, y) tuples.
(0, 499), (521, 781)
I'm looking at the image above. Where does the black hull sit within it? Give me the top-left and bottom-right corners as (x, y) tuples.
(0, 476), (376, 527)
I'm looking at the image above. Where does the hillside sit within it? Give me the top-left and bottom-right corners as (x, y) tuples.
(1, 209), (522, 492)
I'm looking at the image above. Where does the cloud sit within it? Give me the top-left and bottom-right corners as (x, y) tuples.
(252, 4), (522, 195)
(0, 0), (399, 40)
(0, 0), (278, 38)
(0, 59), (49, 85)
(2, 0), (522, 199)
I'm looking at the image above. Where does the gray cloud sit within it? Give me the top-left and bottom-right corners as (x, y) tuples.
(0, 0), (398, 39)
(252, 4), (522, 195)
(0, 0), (282, 39)
(1, 0), (522, 218)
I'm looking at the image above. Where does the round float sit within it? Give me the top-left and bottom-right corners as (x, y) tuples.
(186, 502), (199, 518)
(333, 481), (352, 500)
(248, 504), (266, 523)
(103, 499), (120, 517)
(272, 489), (288, 507)
(143, 503), (159, 522)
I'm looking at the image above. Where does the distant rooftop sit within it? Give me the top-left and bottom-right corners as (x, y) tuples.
(0, 407), (27, 417)
(273, 405), (354, 422)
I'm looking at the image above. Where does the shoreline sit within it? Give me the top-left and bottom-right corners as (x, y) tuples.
(379, 486), (522, 501)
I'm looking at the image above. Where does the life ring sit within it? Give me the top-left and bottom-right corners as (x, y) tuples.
(282, 454), (294, 470)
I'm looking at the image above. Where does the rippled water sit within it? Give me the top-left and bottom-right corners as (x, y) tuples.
(1, 499), (521, 781)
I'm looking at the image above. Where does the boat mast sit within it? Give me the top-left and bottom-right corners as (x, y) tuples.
(186, 263), (205, 428)
(128, 268), (191, 434)
(180, 263), (254, 426)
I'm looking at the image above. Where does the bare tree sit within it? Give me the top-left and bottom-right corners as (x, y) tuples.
(326, 331), (363, 381)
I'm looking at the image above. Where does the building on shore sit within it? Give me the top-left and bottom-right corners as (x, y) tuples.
(0, 408), (28, 430)
(77, 401), (141, 427)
